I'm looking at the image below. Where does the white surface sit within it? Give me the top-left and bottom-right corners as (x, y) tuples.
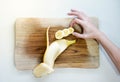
(0, 0), (120, 82)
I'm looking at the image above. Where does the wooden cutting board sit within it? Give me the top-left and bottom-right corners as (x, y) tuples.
(15, 18), (99, 70)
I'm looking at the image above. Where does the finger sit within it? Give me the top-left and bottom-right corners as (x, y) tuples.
(70, 20), (75, 27)
(72, 32), (87, 38)
(72, 18), (84, 27)
(68, 12), (79, 16)
(71, 9), (79, 12)
(68, 12), (86, 20)
(68, 10), (88, 20)
(71, 9), (87, 17)
(69, 18), (77, 26)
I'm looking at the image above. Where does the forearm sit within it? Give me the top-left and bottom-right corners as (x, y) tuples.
(68, 9), (120, 73)
(96, 32), (120, 72)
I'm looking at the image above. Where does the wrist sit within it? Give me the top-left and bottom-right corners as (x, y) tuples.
(95, 31), (105, 42)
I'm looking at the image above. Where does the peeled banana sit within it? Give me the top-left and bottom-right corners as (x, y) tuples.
(33, 26), (76, 77)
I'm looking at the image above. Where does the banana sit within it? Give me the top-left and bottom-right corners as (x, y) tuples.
(55, 27), (74, 39)
(33, 26), (76, 77)
(44, 39), (76, 68)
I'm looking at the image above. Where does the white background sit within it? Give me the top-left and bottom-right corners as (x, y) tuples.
(0, 0), (120, 82)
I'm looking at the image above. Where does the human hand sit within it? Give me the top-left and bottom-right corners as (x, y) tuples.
(68, 9), (101, 39)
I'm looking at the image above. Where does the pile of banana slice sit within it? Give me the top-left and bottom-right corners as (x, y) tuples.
(55, 27), (74, 39)
(33, 26), (76, 77)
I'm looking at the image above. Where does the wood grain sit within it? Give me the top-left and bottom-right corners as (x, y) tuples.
(15, 18), (99, 70)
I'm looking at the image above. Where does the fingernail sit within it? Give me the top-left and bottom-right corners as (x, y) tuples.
(72, 32), (76, 35)
(71, 9), (74, 11)
(68, 13), (71, 15)
(70, 24), (72, 27)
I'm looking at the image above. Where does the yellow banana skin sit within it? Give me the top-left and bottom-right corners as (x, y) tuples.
(33, 26), (76, 77)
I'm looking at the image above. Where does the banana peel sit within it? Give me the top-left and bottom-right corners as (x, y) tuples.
(33, 26), (76, 77)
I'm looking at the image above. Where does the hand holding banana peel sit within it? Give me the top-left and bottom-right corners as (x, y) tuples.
(33, 26), (76, 77)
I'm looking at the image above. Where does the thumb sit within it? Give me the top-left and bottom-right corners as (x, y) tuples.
(72, 32), (87, 39)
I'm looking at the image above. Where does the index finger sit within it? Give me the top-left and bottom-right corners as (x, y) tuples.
(68, 9), (88, 20)
(68, 12), (84, 20)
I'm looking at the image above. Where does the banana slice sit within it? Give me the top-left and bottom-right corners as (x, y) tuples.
(68, 27), (74, 34)
(63, 29), (69, 36)
(55, 30), (64, 39)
